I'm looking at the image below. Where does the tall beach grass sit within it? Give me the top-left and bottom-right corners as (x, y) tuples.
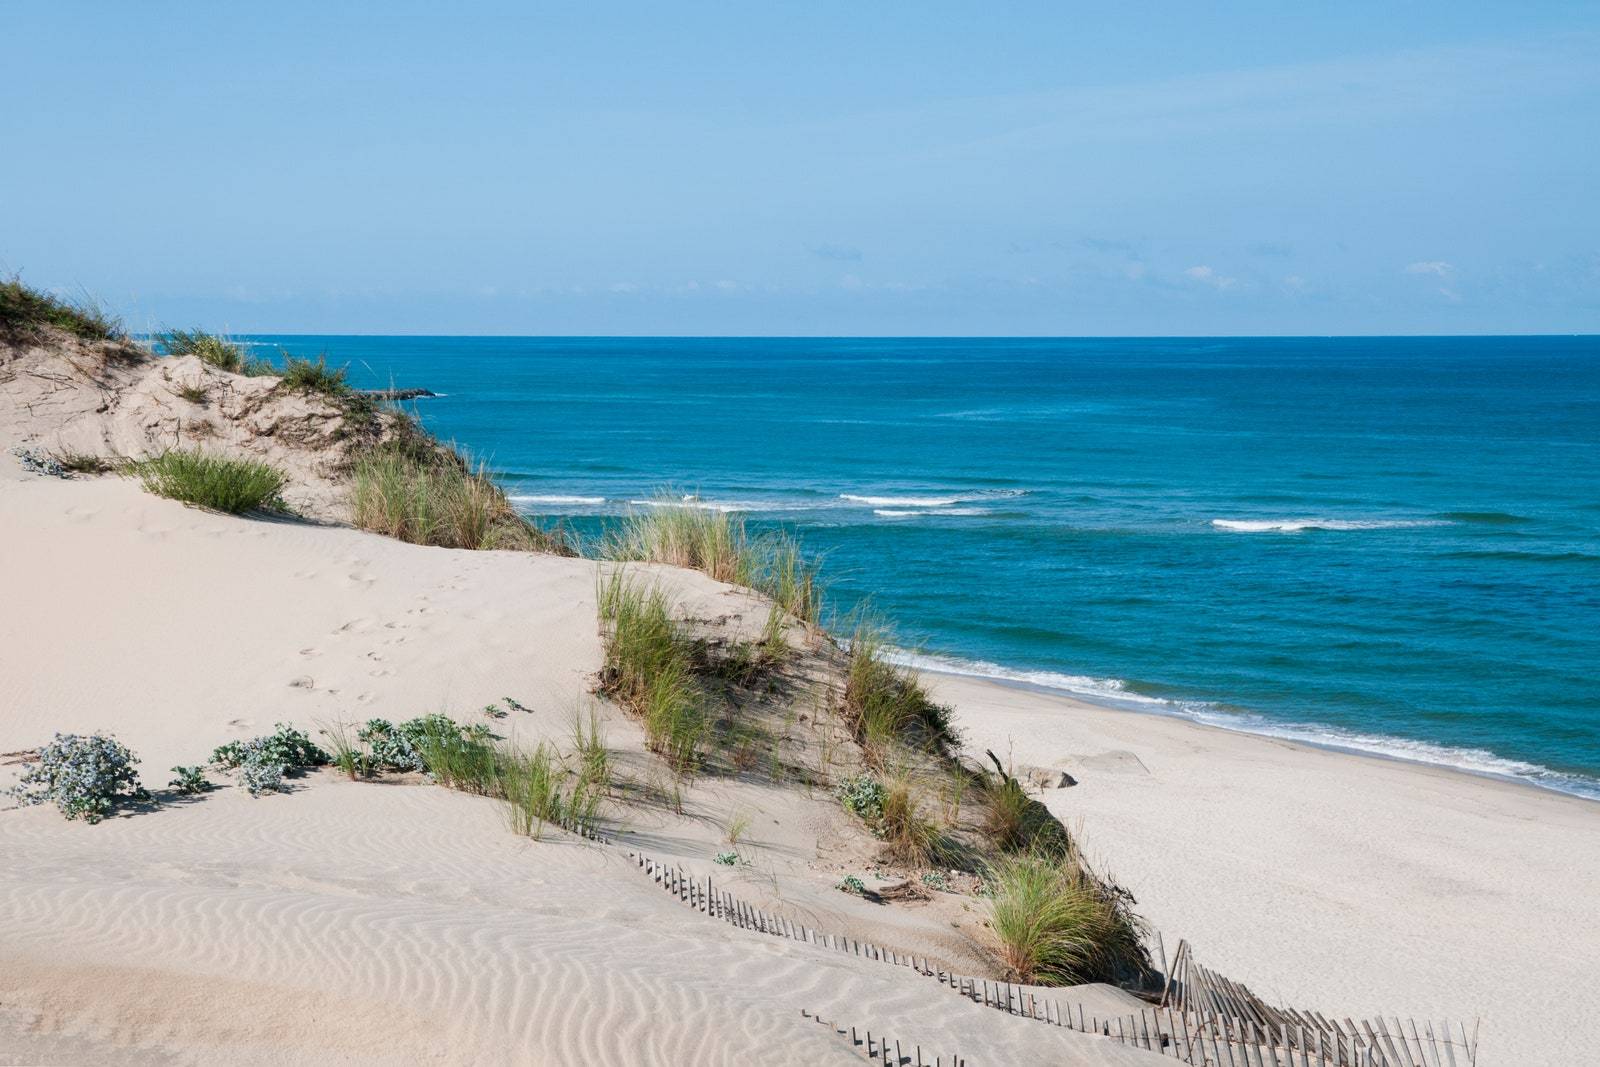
(596, 570), (709, 772)
(352, 445), (571, 554)
(986, 851), (1147, 986)
(842, 622), (956, 759)
(604, 497), (820, 624)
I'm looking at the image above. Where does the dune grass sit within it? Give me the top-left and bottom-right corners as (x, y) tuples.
(597, 570), (709, 772)
(980, 753), (1071, 855)
(155, 328), (272, 374)
(986, 851), (1147, 986)
(877, 771), (950, 867)
(604, 497), (821, 624)
(842, 623), (956, 760)
(128, 449), (288, 514)
(1, 275), (122, 341)
(279, 353), (351, 396)
(411, 717), (500, 794)
(351, 445), (572, 554)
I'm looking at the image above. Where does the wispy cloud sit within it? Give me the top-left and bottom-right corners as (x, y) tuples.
(1404, 260), (1454, 277)
(1184, 265), (1238, 291)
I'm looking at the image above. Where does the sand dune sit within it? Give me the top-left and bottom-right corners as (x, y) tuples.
(1, 469), (1168, 1064)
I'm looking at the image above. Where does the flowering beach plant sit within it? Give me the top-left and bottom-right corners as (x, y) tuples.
(8, 733), (144, 823)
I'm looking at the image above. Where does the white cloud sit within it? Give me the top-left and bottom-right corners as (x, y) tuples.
(1404, 260), (1454, 277)
(1184, 265), (1237, 290)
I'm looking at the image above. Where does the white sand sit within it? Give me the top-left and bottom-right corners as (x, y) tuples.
(934, 672), (1600, 1065)
(1, 470), (1164, 1065)
(4, 462), (1592, 1063)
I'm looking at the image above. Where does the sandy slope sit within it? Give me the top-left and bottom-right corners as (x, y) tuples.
(938, 673), (1600, 1065)
(0, 470), (1163, 1065)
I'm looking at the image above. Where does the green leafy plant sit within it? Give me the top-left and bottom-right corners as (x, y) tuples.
(714, 850), (739, 866)
(836, 773), (886, 822)
(837, 874), (867, 896)
(168, 765), (213, 794)
(211, 724), (329, 771)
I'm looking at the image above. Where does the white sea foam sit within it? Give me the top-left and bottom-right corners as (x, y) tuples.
(843, 490), (1025, 508)
(895, 648), (1600, 801)
(873, 507), (992, 518)
(626, 495), (833, 514)
(1212, 517), (1450, 533)
(509, 494), (606, 505)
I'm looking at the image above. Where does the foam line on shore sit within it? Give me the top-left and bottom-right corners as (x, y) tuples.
(897, 647), (1600, 801)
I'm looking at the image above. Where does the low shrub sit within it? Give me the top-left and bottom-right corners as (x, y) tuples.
(212, 723), (329, 771)
(236, 739), (287, 796)
(7, 733), (144, 823)
(837, 874), (867, 896)
(128, 449), (289, 514)
(168, 765), (213, 794)
(714, 850), (739, 866)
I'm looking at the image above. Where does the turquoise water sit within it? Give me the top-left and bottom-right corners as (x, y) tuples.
(260, 336), (1600, 798)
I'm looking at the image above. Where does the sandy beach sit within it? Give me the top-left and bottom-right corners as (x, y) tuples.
(937, 672), (1600, 1064)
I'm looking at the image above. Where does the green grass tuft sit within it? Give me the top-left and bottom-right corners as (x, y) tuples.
(352, 445), (572, 554)
(155, 328), (272, 374)
(604, 496), (821, 624)
(985, 851), (1147, 986)
(128, 449), (289, 514)
(1, 275), (122, 340)
(597, 570), (709, 773)
(279, 353), (351, 396)
(842, 623), (956, 761)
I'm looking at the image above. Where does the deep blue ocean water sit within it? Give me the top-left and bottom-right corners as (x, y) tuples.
(259, 335), (1600, 798)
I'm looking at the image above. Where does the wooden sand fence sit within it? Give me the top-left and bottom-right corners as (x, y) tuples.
(541, 812), (1477, 1066)
(624, 848), (1481, 1067)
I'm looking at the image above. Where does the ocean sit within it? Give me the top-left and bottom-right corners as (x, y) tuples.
(257, 335), (1600, 799)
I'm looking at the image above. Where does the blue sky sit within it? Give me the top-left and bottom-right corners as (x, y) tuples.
(4, 2), (1597, 335)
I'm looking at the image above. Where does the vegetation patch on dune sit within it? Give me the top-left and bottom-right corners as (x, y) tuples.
(156, 328), (272, 375)
(1, 275), (122, 341)
(127, 449), (290, 514)
(604, 497), (821, 624)
(352, 443), (572, 554)
(986, 850), (1147, 986)
(842, 623), (957, 760)
(7, 733), (145, 823)
(597, 570), (710, 772)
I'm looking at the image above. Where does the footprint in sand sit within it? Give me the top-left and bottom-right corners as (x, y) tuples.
(289, 676), (315, 689)
(300, 647), (321, 658)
